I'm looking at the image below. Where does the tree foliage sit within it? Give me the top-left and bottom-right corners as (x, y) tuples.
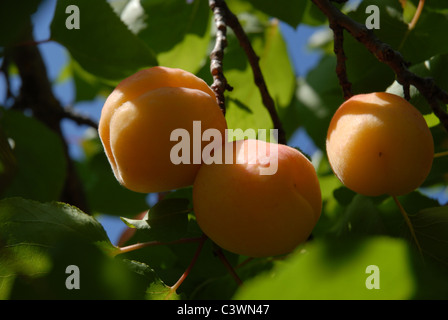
(0, 0), (447, 300)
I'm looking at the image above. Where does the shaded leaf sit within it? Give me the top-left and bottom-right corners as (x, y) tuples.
(410, 205), (448, 266)
(0, 0), (41, 46)
(50, 0), (157, 80)
(146, 198), (191, 242)
(0, 197), (112, 248)
(75, 136), (149, 217)
(245, 0), (307, 28)
(0, 108), (67, 202)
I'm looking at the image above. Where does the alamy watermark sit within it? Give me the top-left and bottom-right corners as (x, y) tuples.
(170, 121), (279, 176)
(65, 265), (80, 290)
(63, 4), (381, 31)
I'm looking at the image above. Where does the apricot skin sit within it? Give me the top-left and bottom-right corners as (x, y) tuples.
(98, 66), (227, 193)
(193, 139), (322, 258)
(326, 92), (434, 197)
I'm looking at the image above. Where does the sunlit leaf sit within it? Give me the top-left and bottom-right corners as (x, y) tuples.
(234, 236), (418, 299)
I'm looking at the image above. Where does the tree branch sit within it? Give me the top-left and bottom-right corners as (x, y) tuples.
(209, 0), (287, 144)
(312, 0), (448, 132)
(59, 106), (99, 130)
(330, 22), (352, 100)
(209, 0), (233, 115)
(10, 20), (90, 213)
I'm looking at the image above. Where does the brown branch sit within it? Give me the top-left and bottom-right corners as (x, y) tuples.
(213, 246), (243, 286)
(209, 0), (233, 115)
(112, 236), (204, 256)
(9, 19), (90, 213)
(59, 106), (99, 130)
(167, 234), (208, 298)
(330, 22), (352, 100)
(312, 0), (448, 132)
(209, 0), (287, 145)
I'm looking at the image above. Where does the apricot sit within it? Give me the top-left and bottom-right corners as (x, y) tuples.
(98, 66), (227, 193)
(193, 139), (322, 257)
(326, 92), (434, 197)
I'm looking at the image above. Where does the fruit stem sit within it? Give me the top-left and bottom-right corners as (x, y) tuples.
(434, 150), (448, 158)
(111, 236), (204, 257)
(398, 0), (425, 50)
(408, 0), (425, 30)
(392, 195), (423, 257)
(166, 234), (208, 299)
(215, 247), (243, 286)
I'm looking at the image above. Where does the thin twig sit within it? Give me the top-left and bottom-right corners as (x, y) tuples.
(330, 22), (352, 100)
(166, 234), (208, 299)
(214, 247), (243, 286)
(408, 0), (425, 30)
(112, 236), (204, 256)
(209, 0), (233, 115)
(434, 150), (448, 159)
(312, 0), (448, 132)
(392, 195), (424, 259)
(60, 106), (99, 130)
(12, 38), (52, 47)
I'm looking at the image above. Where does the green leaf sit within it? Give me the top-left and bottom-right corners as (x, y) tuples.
(69, 58), (116, 102)
(332, 194), (389, 238)
(146, 198), (191, 242)
(0, 127), (17, 195)
(119, 197), (191, 242)
(0, 197), (112, 248)
(387, 54), (448, 115)
(50, 0), (157, 81)
(234, 236), (418, 299)
(5, 238), (147, 299)
(347, 0), (448, 67)
(0, 244), (51, 299)
(136, 0), (210, 55)
(224, 20), (295, 137)
(157, 28), (212, 74)
(0, 108), (67, 202)
(245, 0), (307, 28)
(121, 259), (179, 300)
(75, 135), (149, 217)
(135, 0), (211, 74)
(410, 206), (448, 266)
(293, 55), (343, 151)
(333, 186), (357, 206)
(301, 1), (327, 26)
(121, 211), (150, 230)
(0, 0), (41, 46)
(0, 197), (135, 298)
(400, 9), (448, 64)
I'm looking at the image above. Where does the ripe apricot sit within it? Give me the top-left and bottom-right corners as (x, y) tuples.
(193, 139), (322, 257)
(326, 92), (434, 197)
(98, 66), (227, 193)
